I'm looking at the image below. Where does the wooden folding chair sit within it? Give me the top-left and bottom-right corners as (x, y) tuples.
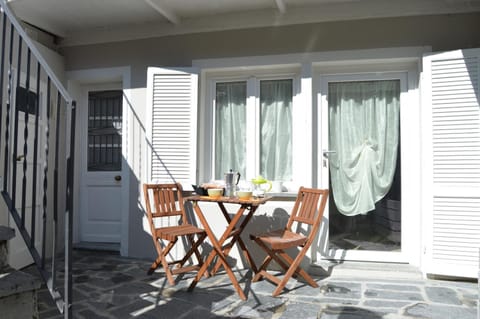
(143, 183), (207, 285)
(250, 187), (328, 296)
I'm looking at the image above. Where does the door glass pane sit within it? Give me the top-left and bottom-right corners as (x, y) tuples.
(214, 82), (247, 179)
(88, 90), (123, 172)
(260, 79), (293, 181)
(328, 80), (401, 252)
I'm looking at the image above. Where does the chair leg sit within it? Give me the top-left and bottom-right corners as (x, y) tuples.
(148, 256), (163, 275)
(277, 250), (318, 288)
(148, 238), (174, 274)
(151, 233), (208, 285)
(181, 233), (209, 278)
(178, 234), (200, 267)
(253, 255), (272, 282)
(191, 233), (206, 265)
(252, 238), (275, 282)
(252, 238), (292, 282)
(253, 237), (319, 297)
(271, 250), (318, 297)
(162, 241), (178, 286)
(194, 233), (209, 278)
(149, 238), (178, 286)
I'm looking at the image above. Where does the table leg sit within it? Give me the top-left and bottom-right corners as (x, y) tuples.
(188, 201), (247, 300)
(212, 203), (258, 275)
(235, 205), (259, 273)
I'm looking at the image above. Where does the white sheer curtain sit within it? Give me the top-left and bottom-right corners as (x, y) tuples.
(215, 82), (247, 179)
(260, 79), (293, 181)
(328, 80), (400, 216)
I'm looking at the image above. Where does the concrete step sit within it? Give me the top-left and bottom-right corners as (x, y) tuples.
(310, 260), (424, 281)
(0, 226), (15, 269)
(0, 225), (42, 318)
(0, 266), (42, 319)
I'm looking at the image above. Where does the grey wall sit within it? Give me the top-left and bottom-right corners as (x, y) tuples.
(62, 13), (480, 89)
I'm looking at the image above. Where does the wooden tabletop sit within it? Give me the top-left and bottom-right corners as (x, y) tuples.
(185, 195), (271, 206)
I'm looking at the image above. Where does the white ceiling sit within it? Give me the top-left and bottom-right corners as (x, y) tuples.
(6, 0), (480, 46)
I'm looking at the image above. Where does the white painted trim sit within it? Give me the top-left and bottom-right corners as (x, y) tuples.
(200, 71), (306, 188)
(317, 71), (412, 263)
(66, 66), (131, 257)
(300, 63), (313, 187)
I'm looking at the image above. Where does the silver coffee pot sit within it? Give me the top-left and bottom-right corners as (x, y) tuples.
(224, 169), (241, 197)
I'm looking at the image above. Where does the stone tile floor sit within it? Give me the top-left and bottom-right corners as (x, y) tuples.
(27, 249), (479, 319)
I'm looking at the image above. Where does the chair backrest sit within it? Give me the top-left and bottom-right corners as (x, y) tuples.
(143, 183), (187, 225)
(286, 187), (329, 235)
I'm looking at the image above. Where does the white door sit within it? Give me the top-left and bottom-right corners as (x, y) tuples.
(79, 87), (124, 243)
(319, 72), (407, 262)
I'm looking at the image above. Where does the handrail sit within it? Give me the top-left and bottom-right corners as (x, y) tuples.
(0, 1), (76, 318)
(0, 0), (73, 104)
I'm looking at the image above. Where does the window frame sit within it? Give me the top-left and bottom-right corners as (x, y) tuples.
(204, 70), (302, 190)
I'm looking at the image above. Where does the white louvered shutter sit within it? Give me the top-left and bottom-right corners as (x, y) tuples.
(422, 48), (480, 278)
(146, 68), (198, 186)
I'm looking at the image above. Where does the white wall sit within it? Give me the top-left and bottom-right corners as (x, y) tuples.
(31, 40), (66, 83)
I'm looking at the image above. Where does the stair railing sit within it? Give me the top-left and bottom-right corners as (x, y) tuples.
(0, 1), (75, 318)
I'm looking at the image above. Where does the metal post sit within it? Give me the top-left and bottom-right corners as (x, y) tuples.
(64, 100), (76, 318)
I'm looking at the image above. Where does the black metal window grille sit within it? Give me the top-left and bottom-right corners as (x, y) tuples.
(88, 90), (122, 172)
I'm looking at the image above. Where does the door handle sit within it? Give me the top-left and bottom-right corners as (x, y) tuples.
(114, 175), (122, 181)
(322, 150), (336, 168)
(322, 150), (336, 158)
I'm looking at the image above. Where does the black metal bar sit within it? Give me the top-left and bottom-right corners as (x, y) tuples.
(11, 33), (22, 215)
(46, 89), (65, 315)
(21, 47), (31, 228)
(41, 77), (51, 269)
(30, 61), (41, 247)
(54, 90), (60, 223)
(3, 22), (14, 191)
(64, 100), (76, 319)
(52, 90), (61, 291)
(0, 11), (6, 156)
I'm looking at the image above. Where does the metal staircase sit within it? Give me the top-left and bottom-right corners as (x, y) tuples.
(0, 1), (76, 318)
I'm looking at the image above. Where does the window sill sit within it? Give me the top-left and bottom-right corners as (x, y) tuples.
(265, 192), (298, 200)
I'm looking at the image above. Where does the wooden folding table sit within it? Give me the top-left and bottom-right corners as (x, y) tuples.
(185, 195), (271, 300)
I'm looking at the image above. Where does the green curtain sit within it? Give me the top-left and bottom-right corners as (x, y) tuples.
(260, 79), (293, 181)
(215, 79), (293, 181)
(215, 82), (247, 179)
(328, 80), (400, 216)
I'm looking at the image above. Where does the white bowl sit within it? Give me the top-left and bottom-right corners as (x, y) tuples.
(207, 188), (223, 198)
(236, 191), (252, 200)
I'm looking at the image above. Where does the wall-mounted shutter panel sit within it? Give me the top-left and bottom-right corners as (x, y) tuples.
(423, 48), (480, 278)
(147, 68), (198, 185)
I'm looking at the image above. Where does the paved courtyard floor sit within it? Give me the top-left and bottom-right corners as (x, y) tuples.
(30, 249), (478, 319)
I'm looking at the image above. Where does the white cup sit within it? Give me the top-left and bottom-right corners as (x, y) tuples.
(271, 181), (283, 193)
